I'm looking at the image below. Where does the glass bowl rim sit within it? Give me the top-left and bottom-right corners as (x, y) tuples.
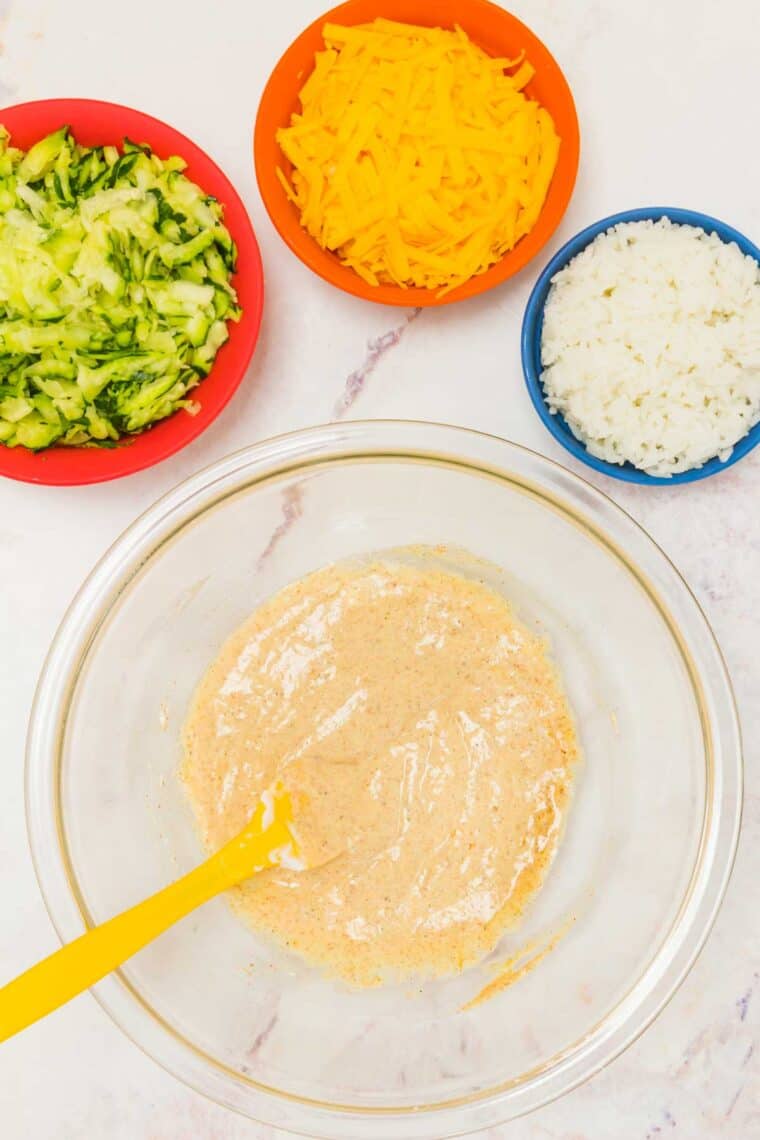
(25, 420), (742, 1138)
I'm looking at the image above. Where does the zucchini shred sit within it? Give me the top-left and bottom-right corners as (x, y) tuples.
(0, 124), (241, 451)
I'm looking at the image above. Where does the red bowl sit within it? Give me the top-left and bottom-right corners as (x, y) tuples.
(0, 99), (264, 485)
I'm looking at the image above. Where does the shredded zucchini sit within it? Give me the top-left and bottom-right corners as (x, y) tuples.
(0, 125), (241, 450)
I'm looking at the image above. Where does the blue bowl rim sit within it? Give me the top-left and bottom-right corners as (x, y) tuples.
(521, 206), (760, 486)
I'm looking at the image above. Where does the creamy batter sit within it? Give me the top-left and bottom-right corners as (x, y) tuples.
(182, 559), (578, 986)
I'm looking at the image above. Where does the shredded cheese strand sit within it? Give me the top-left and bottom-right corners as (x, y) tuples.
(277, 20), (561, 295)
(276, 20), (562, 296)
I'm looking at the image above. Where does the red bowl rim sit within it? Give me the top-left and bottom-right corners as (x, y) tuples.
(0, 98), (264, 486)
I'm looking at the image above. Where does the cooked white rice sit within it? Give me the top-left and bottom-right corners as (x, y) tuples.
(540, 217), (760, 476)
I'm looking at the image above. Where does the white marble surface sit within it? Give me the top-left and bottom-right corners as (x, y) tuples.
(0, 0), (758, 1136)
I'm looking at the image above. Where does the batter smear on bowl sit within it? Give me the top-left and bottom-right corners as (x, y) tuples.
(182, 560), (578, 986)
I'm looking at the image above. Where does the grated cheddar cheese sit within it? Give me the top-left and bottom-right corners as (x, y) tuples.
(276, 19), (561, 294)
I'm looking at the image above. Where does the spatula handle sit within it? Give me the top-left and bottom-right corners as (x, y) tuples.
(0, 793), (297, 1044)
(0, 857), (227, 1044)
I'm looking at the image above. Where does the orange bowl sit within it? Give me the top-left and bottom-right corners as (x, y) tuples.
(254, 0), (580, 307)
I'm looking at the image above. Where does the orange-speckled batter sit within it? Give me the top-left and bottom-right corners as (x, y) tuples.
(181, 560), (578, 986)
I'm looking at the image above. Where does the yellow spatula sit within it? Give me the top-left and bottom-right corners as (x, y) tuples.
(0, 789), (299, 1044)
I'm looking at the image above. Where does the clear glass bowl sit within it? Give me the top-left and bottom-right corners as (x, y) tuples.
(26, 422), (741, 1138)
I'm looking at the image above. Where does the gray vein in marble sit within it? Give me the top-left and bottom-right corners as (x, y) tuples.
(677, 1024), (720, 1075)
(256, 484), (303, 569)
(645, 1108), (676, 1138)
(737, 985), (753, 1022)
(725, 1084), (745, 1118)
(258, 307), (420, 568)
(333, 307), (421, 419)
(247, 1011), (278, 1059)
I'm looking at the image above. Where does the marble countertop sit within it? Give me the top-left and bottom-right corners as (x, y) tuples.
(0, 0), (758, 1136)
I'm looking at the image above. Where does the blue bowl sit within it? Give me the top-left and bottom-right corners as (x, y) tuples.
(521, 206), (760, 485)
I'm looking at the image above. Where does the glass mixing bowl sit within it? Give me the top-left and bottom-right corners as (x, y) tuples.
(26, 422), (741, 1138)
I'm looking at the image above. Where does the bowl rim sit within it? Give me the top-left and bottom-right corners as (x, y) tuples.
(253, 0), (580, 307)
(0, 97), (264, 486)
(25, 421), (742, 1137)
(521, 205), (760, 486)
